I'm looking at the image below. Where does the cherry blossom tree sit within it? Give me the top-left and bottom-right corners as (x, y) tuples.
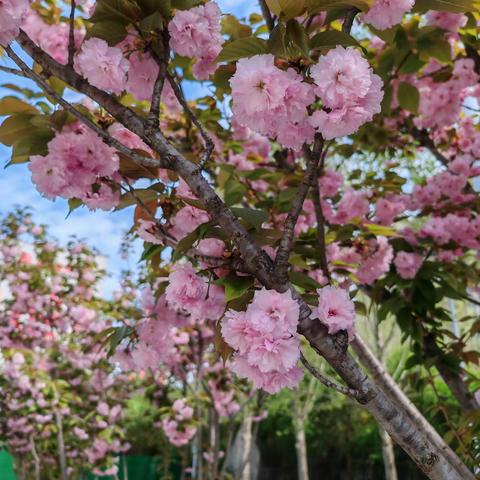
(0, 1), (479, 479)
(0, 209), (130, 478)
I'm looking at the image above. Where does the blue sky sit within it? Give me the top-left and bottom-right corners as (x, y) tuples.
(0, 1), (259, 296)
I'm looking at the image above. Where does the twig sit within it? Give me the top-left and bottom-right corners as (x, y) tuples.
(68, 0), (76, 67)
(5, 45), (168, 170)
(410, 127), (449, 167)
(259, 0), (275, 32)
(166, 72), (214, 169)
(147, 29), (169, 129)
(342, 7), (360, 34)
(273, 134), (324, 284)
(300, 352), (359, 399)
(311, 179), (331, 282)
(0, 65), (28, 78)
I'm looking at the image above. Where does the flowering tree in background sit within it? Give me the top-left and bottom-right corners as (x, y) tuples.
(0, 1), (479, 479)
(0, 209), (130, 478)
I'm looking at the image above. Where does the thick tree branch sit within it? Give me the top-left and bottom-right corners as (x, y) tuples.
(17, 30), (471, 479)
(68, 0), (76, 67)
(273, 135), (324, 284)
(300, 352), (359, 399)
(6, 46), (166, 170)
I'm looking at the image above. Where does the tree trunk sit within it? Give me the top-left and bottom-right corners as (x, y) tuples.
(293, 415), (309, 480)
(352, 335), (475, 480)
(54, 408), (68, 480)
(300, 319), (472, 480)
(239, 415), (253, 480)
(379, 427), (398, 480)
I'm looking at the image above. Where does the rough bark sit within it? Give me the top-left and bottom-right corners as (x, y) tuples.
(379, 427), (398, 480)
(352, 336), (475, 480)
(14, 31), (474, 480)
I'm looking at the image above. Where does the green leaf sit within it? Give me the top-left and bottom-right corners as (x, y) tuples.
(136, 0), (171, 16)
(266, 0), (306, 20)
(216, 37), (268, 63)
(231, 207), (269, 231)
(413, 0), (479, 13)
(87, 21), (128, 45)
(0, 97), (38, 115)
(116, 188), (158, 210)
(306, 0), (373, 13)
(215, 274), (254, 302)
(397, 82), (420, 113)
(289, 271), (322, 291)
(286, 19), (310, 56)
(310, 29), (360, 49)
(224, 176), (247, 206)
(91, 0), (142, 24)
(364, 223), (397, 236)
(417, 29), (454, 63)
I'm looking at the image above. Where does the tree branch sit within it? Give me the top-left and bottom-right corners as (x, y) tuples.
(300, 352), (359, 399)
(410, 127), (449, 167)
(0, 65), (28, 78)
(273, 135), (324, 284)
(10, 37), (167, 170)
(342, 7), (360, 34)
(259, 0), (275, 32)
(68, 0), (76, 67)
(311, 179), (331, 282)
(147, 30), (169, 129)
(166, 72), (214, 169)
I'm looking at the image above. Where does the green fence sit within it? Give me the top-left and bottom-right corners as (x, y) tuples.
(0, 452), (164, 479)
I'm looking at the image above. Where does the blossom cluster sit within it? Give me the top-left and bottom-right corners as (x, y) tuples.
(222, 289), (303, 394)
(169, 1), (224, 79)
(230, 47), (384, 147)
(313, 286), (356, 341)
(230, 54), (315, 150)
(362, 0), (415, 30)
(29, 123), (119, 210)
(0, 0), (30, 46)
(161, 399), (197, 447)
(310, 47), (384, 140)
(165, 262), (225, 322)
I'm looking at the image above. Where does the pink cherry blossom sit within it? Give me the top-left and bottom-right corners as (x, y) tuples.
(74, 38), (129, 94)
(0, 0), (30, 46)
(394, 252), (423, 279)
(356, 236), (393, 285)
(165, 262), (225, 322)
(170, 206), (210, 240)
(169, 1), (224, 80)
(426, 11), (467, 32)
(313, 286), (356, 341)
(136, 219), (163, 245)
(310, 47), (384, 139)
(362, 0), (415, 30)
(230, 54), (315, 150)
(222, 288), (302, 393)
(319, 170), (344, 198)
